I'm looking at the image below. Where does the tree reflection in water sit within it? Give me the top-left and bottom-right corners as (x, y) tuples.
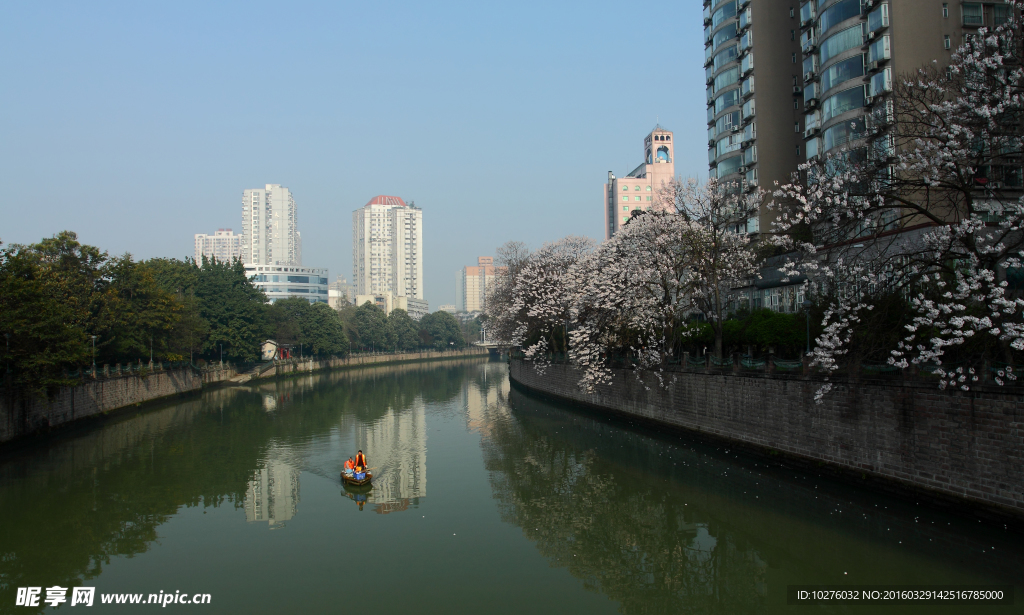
(476, 382), (1024, 615)
(0, 358), (485, 612)
(477, 389), (767, 614)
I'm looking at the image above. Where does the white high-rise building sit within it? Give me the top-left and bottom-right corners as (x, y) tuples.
(194, 228), (242, 263)
(242, 184), (301, 266)
(353, 195), (423, 300)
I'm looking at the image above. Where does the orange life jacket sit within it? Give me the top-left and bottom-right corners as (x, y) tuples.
(355, 453), (367, 468)
(344, 459), (354, 470)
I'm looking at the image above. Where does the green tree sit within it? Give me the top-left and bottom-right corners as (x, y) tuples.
(419, 311), (466, 350)
(386, 309), (421, 351)
(0, 240), (92, 390)
(352, 301), (387, 351)
(194, 258), (267, 362)
(93, 255), (180, 364)
(302, 303), (348, 357)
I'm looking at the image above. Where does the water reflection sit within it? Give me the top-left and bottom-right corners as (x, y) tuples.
(0, 359), (486, 611)
(478, 384), (1024, 614)
(245, 457), (301, 528)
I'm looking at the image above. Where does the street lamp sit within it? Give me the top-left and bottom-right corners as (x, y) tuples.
(802, 300), (813, 356)
(91, 335), (98, 369)
(220, 343), (224, 366)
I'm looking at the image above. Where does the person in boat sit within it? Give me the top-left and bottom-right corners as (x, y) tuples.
(343, 457), (355, 477)
(354, 450), (368, 474)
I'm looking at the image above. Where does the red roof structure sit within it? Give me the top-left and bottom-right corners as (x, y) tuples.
(364, 195), (407, 207)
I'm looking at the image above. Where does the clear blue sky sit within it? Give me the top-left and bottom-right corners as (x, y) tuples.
(0, 0), (706, 310)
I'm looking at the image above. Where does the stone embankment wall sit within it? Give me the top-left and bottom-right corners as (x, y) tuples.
(0, 366), (236, 444)
(509, 360), (1024, 520)
(0, 349), (489, 444)
(259, 348), (489, 379)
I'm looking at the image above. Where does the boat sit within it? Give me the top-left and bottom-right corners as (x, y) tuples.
(341, 471), (373, 487)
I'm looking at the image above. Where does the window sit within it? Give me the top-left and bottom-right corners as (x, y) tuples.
(944, 35), (951, 49)
(635, 185), (641, 191)
(806, 136), (819, 159)
(819, 25), (863, 64)
(796, 145), (801, 156)
(712, 0), (737, 28)
(867, 4), (889, 32)
(623, 217), (630, 223)
(789, 7), (794, 17)
(867, 35), (891, 63)
(713, 23), (738, 50)
(821, 84), (866, 121)
(962, 3), (982, 25)
(792, 53), (797, 63)
(635, 196), (642, 201)
(622, 206), (629, 211)
(994, 5), (1010, 25)
(820, 54), (864, 93)
(716, 110), (741, 135)
(646, 185), (652, 191)
(818, 0), (861, 36)
(822, 117), (866, 151)
(646, 196), (652, 201)
(622, 196), (629, 202)
(791, 29), (795, 41)
(869, 67), (891, 95)
(715, 88), (740, 113)
(715, 66), (740, 91)
(794, 122), (800, 132)
(942, 3), (948, 18)
(717, 154), (743, 176)
(622, 185), (629, 191)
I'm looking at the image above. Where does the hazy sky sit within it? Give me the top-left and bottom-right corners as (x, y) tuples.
(1, 0), (706, 309)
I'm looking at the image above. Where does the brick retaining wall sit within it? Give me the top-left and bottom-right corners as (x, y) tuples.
(509, 360), (1024, 520)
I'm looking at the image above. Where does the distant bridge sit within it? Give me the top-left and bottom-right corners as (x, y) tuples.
(473, 342), (510, 359)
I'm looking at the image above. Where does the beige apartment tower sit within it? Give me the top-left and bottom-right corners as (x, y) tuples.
(194, 228), (242, 263)
(352, 195), (423, 300)
(460, 257), (506, 313)
(604, 126), (676, 239)
(242, 184), (301, 266)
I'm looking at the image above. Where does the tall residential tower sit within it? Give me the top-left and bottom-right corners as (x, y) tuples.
(353, 195), (424, 300)
(705, 0), (803, 234)
(242, 184), (301, 267)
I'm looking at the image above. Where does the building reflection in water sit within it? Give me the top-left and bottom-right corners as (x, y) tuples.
(356, 401), (428, 514)
(245, 455), (301, 529)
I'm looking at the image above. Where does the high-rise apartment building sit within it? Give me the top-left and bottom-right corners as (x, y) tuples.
(459, 257), (506, 313)
(194, 229), (242, 263)
(705, 0), (803, 234)
(706, 0), (1000, 234)
(242, 184), (301, 266)
(604, 126), (676, 239)
(352, 195), (423, 300)
(797, 0), (991, 172)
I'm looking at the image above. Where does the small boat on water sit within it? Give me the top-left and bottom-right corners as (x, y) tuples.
(341, 471), (372, 487)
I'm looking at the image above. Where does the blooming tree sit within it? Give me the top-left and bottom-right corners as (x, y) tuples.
(773, 3), (1024, 391)
(485, 236), (595, 372)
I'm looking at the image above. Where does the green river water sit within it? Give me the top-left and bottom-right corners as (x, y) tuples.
(0, 358), (1021, 614)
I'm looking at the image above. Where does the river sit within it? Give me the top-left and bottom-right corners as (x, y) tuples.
(0, 359), (1021, 614)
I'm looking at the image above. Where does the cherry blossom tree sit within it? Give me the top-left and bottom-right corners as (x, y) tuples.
(773, 3), (1024, 391)
(485, 236), (595, 372)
